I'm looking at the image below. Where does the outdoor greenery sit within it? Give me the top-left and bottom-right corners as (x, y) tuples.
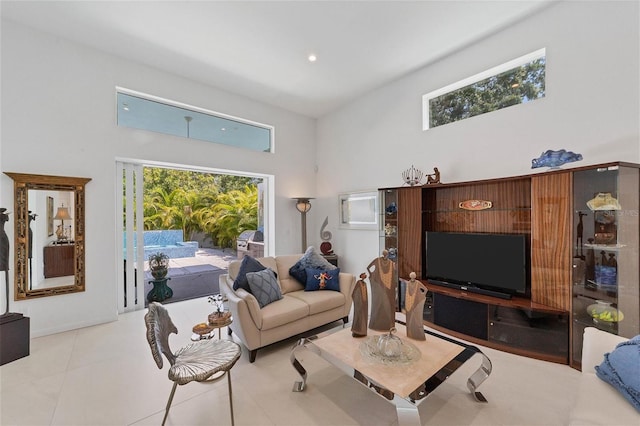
(141, 168), (260, 248)
(429, 57), (546, 128)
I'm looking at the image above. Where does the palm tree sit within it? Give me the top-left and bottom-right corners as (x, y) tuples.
(198, 185), (258, 248)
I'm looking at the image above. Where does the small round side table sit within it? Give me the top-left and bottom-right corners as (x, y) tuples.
(191, 314), (233, 341)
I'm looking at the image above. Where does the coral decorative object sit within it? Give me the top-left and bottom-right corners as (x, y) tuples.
(531, 149), (583, 169)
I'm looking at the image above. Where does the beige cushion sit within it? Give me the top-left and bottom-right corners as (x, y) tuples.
(287, 290), (345, 315)
(570, 374), (639, 425)
(275, 255), (306, 294)
(259, 295), (309, 331)
(228, 256), (280, 287)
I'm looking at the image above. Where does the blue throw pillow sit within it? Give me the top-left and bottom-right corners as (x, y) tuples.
(289, 246), (337, 284)
(233, 256), (266, 294)
(595, 334), (640, 412)
(246, 268), (282, 308)
(304, 267), (340, 292)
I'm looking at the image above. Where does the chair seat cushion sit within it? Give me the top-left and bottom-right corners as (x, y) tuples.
(169, 340), (241, 385)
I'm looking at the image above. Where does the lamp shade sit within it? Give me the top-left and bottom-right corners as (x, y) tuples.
(293, 198), (313, 213)
(54, 206), (72, 221)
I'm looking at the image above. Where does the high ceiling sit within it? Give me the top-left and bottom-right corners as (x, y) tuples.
(1, 1), (556, 118)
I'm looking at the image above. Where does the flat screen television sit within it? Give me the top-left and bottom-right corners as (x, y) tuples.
(425, 231), (530, 299)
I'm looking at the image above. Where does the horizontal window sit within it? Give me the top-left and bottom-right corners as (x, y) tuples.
(423, 49), (546, 130)
(117, 90), (274, 152)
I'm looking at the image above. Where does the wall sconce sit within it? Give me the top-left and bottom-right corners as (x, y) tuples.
(293, 197), (313, 253)
(53, 204), (72, 241)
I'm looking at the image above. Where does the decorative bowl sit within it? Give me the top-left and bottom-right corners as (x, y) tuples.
(587, 301), (624, 323)
(192, 322), (214, 336)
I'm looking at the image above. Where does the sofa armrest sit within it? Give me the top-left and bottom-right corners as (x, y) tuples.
(581, 327), (628, 374)
(219, 274), (263, 329)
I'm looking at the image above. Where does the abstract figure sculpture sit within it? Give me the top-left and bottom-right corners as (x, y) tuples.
(367, 250), (397, 331)
(1, 208), (10, 316)
(426, 167), (441, 184)
(402, 165), (424, 186)
(404, 272), (428, 341)
(351, 273), (369, 337)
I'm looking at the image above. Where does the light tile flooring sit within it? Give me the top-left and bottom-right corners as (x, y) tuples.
(1, 297), (582, 425)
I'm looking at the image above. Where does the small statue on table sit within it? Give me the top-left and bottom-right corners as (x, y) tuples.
(367, 250), (397, 332)
(351, 273), (369, 337)
(404, 272), (428, 341)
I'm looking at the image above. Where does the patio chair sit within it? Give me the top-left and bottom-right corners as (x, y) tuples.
(144, 302), (241, 425)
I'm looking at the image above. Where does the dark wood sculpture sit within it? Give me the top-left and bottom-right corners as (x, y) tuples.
(351, 273), (369, 337)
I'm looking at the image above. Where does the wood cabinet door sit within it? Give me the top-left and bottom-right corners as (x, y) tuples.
(397, 187), (422, 279)
(531, 173), (571, 311)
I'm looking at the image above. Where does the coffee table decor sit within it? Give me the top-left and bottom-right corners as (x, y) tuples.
(291, 314), (491, 426)
(360, 327), (420, 365)
(403, 272), (428, 341)
(367, 251), (397, 331)
(351, 273), (369, 337)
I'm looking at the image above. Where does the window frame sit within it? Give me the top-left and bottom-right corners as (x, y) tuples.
(116, 87), (275, 152)
(422, 48), (546, 130)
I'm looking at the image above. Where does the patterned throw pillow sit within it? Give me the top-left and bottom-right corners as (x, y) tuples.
(246, 268), (282, 308)
(233, 256), (266, 293)
(289, 246), (337, 285)
(304, 267), (341, 292)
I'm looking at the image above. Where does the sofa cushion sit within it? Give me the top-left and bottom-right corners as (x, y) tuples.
(246, 268), (282, 308)
(275, 255), (305, 294)
(260, 295), (310, 331)
(287, 289), (346, 315)
(570, 374), (640, 425)
(233, 256), (266, 293)
(289, 246), (336, 285)
(595, 334), (640, 412)
(304, 267), (340, 291)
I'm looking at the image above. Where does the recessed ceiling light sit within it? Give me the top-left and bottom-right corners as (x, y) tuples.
(122, 103), (129, 111)
(308, 54), (317, 62)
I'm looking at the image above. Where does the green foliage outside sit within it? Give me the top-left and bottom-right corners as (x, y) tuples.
(141, 168), (259, 248)
(429, 57), (545, 128)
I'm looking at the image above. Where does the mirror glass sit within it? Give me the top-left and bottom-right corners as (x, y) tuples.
(339, 191), (379, 230)
(4, 172), (91, 299)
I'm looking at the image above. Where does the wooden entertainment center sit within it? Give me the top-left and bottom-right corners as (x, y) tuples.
(379, 161), (639, 368)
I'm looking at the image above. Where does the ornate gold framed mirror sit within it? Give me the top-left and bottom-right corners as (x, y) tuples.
(4, 172), (91, 299)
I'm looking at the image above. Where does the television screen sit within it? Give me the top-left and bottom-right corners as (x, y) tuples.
(425, 231), (529, 296)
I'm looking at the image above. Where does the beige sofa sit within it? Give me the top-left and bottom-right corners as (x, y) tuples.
(569, 327), (638, 425)
(219, 255), (356, 362)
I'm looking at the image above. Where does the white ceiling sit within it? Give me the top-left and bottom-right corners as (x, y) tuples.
(1, 0), (556, 118)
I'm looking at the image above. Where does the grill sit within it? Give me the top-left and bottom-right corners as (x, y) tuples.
(236, 230), (264, 259)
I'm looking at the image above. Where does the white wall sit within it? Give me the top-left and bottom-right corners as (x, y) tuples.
(1, 20), (316, 336)
(315, 1), (640, 280)
(2, 1), (639, 337)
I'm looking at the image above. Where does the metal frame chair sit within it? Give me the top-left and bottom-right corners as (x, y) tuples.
(145, 302), (241, 425)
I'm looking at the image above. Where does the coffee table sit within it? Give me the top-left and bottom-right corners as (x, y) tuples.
(290, 313), (492, 425)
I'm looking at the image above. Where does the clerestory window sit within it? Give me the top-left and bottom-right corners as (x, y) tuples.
(423, 49), (546, 130)
(117, 89), (274, 152)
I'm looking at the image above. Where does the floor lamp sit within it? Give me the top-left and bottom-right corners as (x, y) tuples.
(293, 198), (313, 253)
